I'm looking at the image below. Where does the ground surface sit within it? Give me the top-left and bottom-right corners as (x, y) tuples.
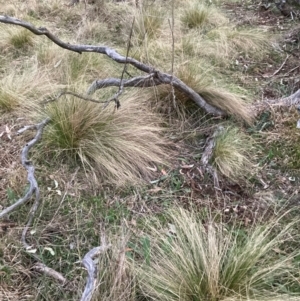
(0, 0), (300, 300)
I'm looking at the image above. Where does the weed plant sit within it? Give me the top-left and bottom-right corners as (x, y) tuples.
(137, 207), (300, 301)
(41, 93), (171, 186)
(212, 126), (256, 182)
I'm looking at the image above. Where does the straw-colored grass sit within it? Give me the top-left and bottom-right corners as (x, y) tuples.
(181, 1), (228, 30)
(0, 25), (35, 55)
(212, 126), (256, 182)
(137, 207), (300, 301)
(150, 62), (253, 123)
(41, 92), (172, 186)
(0, 68), (54, 113)
(132, 6), (164, 44)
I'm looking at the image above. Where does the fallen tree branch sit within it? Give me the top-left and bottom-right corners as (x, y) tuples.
(81, 237), (111, 301)
(200, 126), (224, 189)
(86, 74), (162, 94)
(33, 262), (67, 284)
(0, 15), (225, 117)
(0, 118), (50, 219)
(253, 88), (300, 114)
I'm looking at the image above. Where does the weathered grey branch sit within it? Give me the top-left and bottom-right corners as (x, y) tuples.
(81, 239), (111, 301)
(43, 90), (108, 105)
(0, 15), (225, 117)
(253, 88), (300, 114)
(0, 118), (50, 219)
(87, 74), (162, 94)
(200, 126), (224, 189)
(33, 262), (67, 284)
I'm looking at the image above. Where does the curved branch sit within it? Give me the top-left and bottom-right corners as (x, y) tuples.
(0, 118), (50, 219)
(87, 75), (225, 116)
(81, 241), (111, 301)
(0, 15), (225, 117)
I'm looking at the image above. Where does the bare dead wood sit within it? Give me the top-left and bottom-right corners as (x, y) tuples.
(200, 126), (224, 189)
(0, 118), (50, 219)
(0, 15), (225, 117)
(253, 88), (300, 114)
(33, 262), (67, 284)
(81, 237), (111, 301)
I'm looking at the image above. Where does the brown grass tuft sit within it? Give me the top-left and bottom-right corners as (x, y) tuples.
(41, 92), (172, 186)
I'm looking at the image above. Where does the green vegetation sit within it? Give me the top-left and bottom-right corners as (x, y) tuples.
(42, 93), (171, 185)
(0, 0), (300, 300)
(212, 126), (256, 182)
(137, 208), (300, 301)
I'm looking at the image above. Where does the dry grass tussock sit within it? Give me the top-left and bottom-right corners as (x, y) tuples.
(0, 67), (56, 113)
(181, 0), (228, 30)
(0, 24), (35, 56)
(40, 92), (172, 186)
(137, 207), (300, 301)
(148, 62), (253, 123)
(212, 126), (256, 182)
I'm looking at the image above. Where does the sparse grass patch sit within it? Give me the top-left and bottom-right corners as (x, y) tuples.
(62, 52), (119, 83)
(41, 92), (172, 186)
(212, 126), (256, 182)
(206, 26), (270, 61)
(137, 207), (300, 301)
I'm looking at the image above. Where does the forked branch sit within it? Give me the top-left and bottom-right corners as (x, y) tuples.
(0, 15), (225, 117)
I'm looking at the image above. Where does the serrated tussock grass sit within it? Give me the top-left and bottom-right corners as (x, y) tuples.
(132, 6), (164, 44)
(0, 25), (35, 55)
(181, 0), (228, 30)
(92, 233), (136, 301)
(137, 207), (300, 301)
(41, 92), (172, 186)
(0, 68), (54, 113)
(212, 126), (256, 182)
(150, 62), (253, 124)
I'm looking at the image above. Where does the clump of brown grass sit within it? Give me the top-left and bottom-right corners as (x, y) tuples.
(41, 92), (172, 186)
(181, 0), (228, 30)
(137, 207), (300, 301)
(0, 68), (54, 113)
(149, 62), (253, 124)
(0, 25), (35, 55)
(132, 6), (164, 44)
(92, 233), (136, 301)
(212, 126), (256, 182)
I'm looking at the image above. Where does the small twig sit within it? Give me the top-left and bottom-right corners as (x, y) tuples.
(80, 234), (111, 301)
(168, 0), (176, 110)
(262, 55), (290, 78)
(42, 91), (107, 105)
(272, 55), (290, 77)
(111, 17), (135, 109)
(283, 65), (300, 77)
